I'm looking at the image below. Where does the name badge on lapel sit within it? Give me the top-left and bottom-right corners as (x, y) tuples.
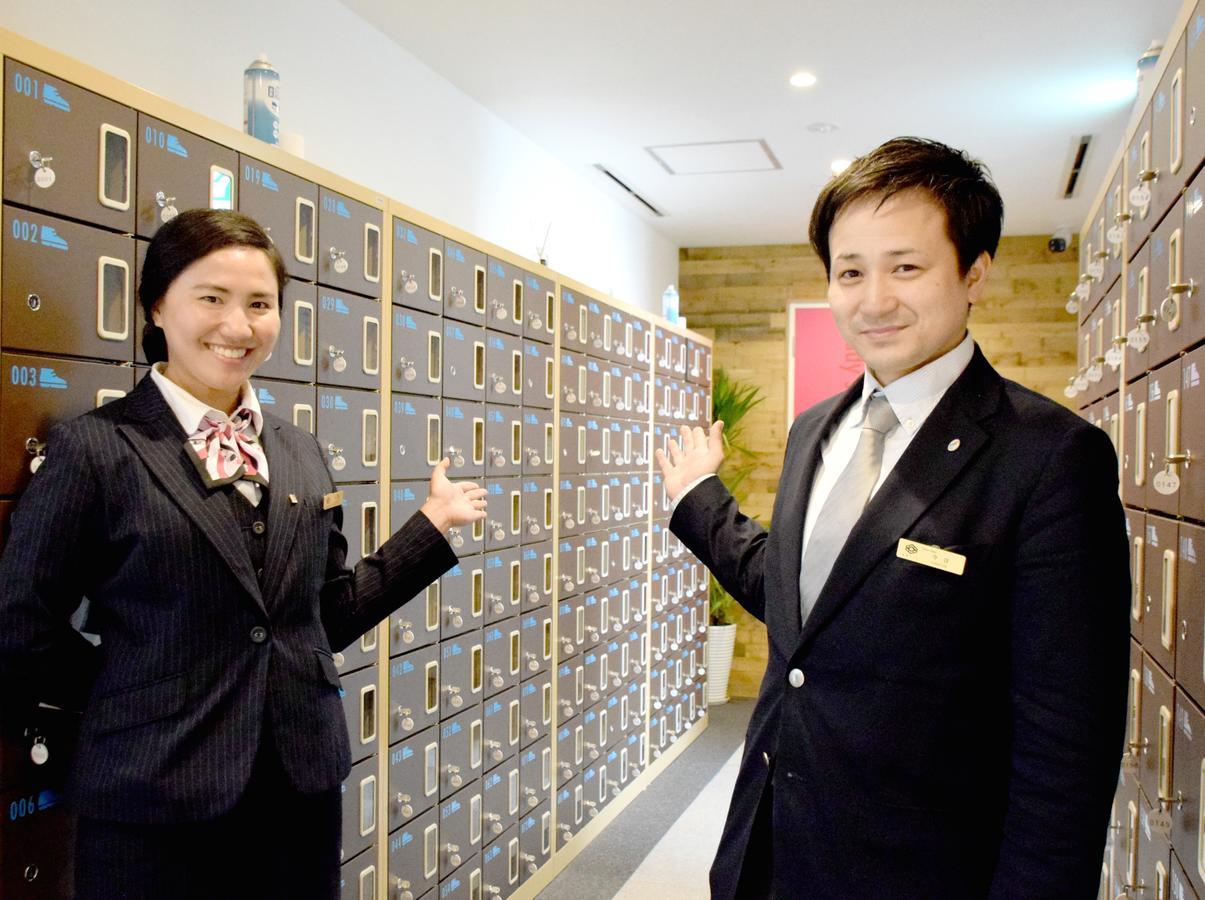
(896, 539), (966, 576)
(322, 490), (344, 510)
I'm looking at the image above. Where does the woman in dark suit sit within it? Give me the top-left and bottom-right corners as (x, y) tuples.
(0, 209), (486, 898)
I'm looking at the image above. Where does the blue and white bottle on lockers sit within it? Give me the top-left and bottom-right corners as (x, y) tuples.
(243, 55), (280, 145)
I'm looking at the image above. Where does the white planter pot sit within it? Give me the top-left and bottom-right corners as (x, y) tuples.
(705, 623), (738, 705)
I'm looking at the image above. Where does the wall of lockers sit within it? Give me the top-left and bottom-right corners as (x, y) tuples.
(0, 29), (714, 900)
(1073, 1), (1205, 897)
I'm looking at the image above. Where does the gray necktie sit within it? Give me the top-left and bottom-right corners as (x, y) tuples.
(799, 392), (899, 623)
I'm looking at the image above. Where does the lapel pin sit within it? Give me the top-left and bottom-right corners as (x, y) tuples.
(947, 439), (961, 452)
(288, 493), (298, 504)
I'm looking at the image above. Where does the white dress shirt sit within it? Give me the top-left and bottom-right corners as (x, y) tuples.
(149, 364), (267, 506)
(673, 332), (974, 559)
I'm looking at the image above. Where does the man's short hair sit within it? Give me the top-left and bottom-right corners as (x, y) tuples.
(808, 136), (1004, 278)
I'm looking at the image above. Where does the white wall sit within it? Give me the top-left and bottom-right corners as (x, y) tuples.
(1, 0), (677, 312)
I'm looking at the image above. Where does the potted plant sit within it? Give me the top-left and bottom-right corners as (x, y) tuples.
(705, 367), (764, 704)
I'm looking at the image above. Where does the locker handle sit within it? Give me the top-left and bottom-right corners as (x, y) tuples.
(1131, 538), (1145, 623)
(294, 198), (316, 265)
(1134, 402), (1147, 487)
(98, 124), (132, 211)
(95, 256), (131, 341)
(1161, 549), (1178, 652)
(1165, 390), (1185, 471)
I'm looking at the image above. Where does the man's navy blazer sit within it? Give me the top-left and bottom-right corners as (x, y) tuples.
(0, 376), (457, 823)
(672, 347), (1130, 898)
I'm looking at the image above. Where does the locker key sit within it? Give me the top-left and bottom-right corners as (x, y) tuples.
(1105, 340), (1125, 370)
(527, 311), (544, 331)
(559, 698), (575, 720)
(394, 791), (414, 818)
(489, 520), (506, 541)
(560, 575), (575, 594)
(491, 374), (508, 395)
(398, 270), (419, 294)
(1074, 276), (1092, 303)
(154, 191), (178, 223)
(447, 445), (466, 468)
(563, 386), (578, 404)
(1130, 171), (1157, 210)
(398, 356), (417, 381)
(1073, 371), (1089, 393)
(326, 443), (346, 472)
(329, 248), (349, 275)
(445, 687), (465, 714)
(484, 883), (502, 898)
(29, 735), (49, 766)
(565, 322), (578, 341)
(484, 811), (504, 835)
(583, 798), (599, 818)
(26, 438), (47, 475)
(445, 842), (462, 868)
(392, 878), (415, 900)
(394, 705), (415, 731)
(526, 448), (542, 467)
(585, 682), (600, 703)
(490, 299), (508, 321)
(485, 738), (505, 761)
(1087, 257), (1105, 281)
(587, 390), (602, 408)
(327, 346), (348, 373)
(487, 592), (506, 615)
(560, 513), (576, 530)
(558, 760), (574, 781)
(445, 606), (464, 629)
(485, 666), (505, 689)
(1162, 281), (1197, 323)
(525, 517), (541, 537)
(524, 653), (540, 674)
(607, 778), (622, 799)
(587, 509), (602, 526)
(523, 718), (540, 739)
(395, 619), (416, 645)
(449, 287), (467, 308)
(28, 150), (56, 188)
(525, 583), (541, 604)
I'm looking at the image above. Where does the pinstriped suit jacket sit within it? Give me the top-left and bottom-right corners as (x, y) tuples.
(0, 375), (458, 823)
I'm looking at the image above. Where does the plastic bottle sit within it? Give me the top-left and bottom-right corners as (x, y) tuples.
(244, 55), (280, 145)
(661, 284), (680, 324)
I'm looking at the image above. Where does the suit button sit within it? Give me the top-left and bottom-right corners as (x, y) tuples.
(788, 668), (805, 688)
(252, 521), (266, 535)
(250, 626), (268, 644)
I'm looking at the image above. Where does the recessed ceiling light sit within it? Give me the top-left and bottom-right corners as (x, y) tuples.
(831, 159), (852, 175)
(789, 71), (818, 88)
(807, 122), (839, 134)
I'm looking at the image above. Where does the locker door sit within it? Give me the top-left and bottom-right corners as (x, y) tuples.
(444, 240), (486, 326)
(1179, 521), (1205, 713)
(1147, 359), (1179, 518)
(385, 806), (439, 900)
(521, 409), (554, 476)
(3, 206), (135, 362)
(391, 393), (442, 480)
(317, 189), (381, 298)
(441, 563), (486, 641)
(1179, 174), (1205, 357)
(560, 351), (587, 413)
(255, 279), (316, 383)
(1126, 240), (1153, 378)
(482, 684), (521, 762)
(316, 290), (381, 390)
(485, 257), (523, 336)
(136, 113), (236, 239)
(483, 547), (524, 625)
(520, 476), (554, 544)
(388, 644), (441, 741)
(442, 400), (486, 480)
(1187, 4), (1205, 179)
(1129, 105), (1157, 247)
(339, 756), (378, 864)
(521, 271), (556, 344)
(485, 332), (523, 406)
(520, 541), (554, 610)
(392, 218), (445, 316)
(316, 386), (379, 483)
(484, 478), (522, 552)
(4, 60), (136, 233)
(560, 288), (588, 353)
(1123, 376), (1150, 510)
(388, 724), (440, 830)
(339, 664), (379, 763)
(391, 306), (442, 397)
(1150, 36), (1188, 220)
(522, 341), (555, 409)
(1149, 196), (1189, 369)
(587, 298), (613, 359)
(0, 354), (134, 494)
(1143, 517), (1180, 681)
(1103, 167), (1127, 293)
(443, 322), (486, 403)
(1127, 509), (1146, 643)
(437, 784), (482, 879)
(485, 408), (523, 479)
(1180, 345), (1205, 523)
(237, 155), (318, 283)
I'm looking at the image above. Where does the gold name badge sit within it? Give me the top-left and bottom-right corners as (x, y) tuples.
(896, 539), (966, 576)
(322, 490), (345, 510)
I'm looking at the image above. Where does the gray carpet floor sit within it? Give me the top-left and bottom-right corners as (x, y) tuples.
(535, 697), (754, 899)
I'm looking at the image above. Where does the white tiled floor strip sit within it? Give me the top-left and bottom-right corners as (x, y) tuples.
(612, 744), (745, 899)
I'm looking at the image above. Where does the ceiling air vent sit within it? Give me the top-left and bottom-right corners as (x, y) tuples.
(1062, 135), (1093, 199)
(592, 164), (664, 217)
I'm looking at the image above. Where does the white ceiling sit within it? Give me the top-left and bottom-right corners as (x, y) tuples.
(343, 0), (1184, 247)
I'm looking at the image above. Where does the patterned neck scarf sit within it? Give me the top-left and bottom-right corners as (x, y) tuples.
(185, 407), (270, 490)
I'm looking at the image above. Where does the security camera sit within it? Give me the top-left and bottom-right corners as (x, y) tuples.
(1048, 227), (1072, 254)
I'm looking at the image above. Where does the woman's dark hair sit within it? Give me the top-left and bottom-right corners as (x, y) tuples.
(139, 209), (288, 364)
(808, 137), (1004, 278)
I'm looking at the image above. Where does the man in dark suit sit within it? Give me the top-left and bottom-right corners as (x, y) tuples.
(656, 138), (1129, 898)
